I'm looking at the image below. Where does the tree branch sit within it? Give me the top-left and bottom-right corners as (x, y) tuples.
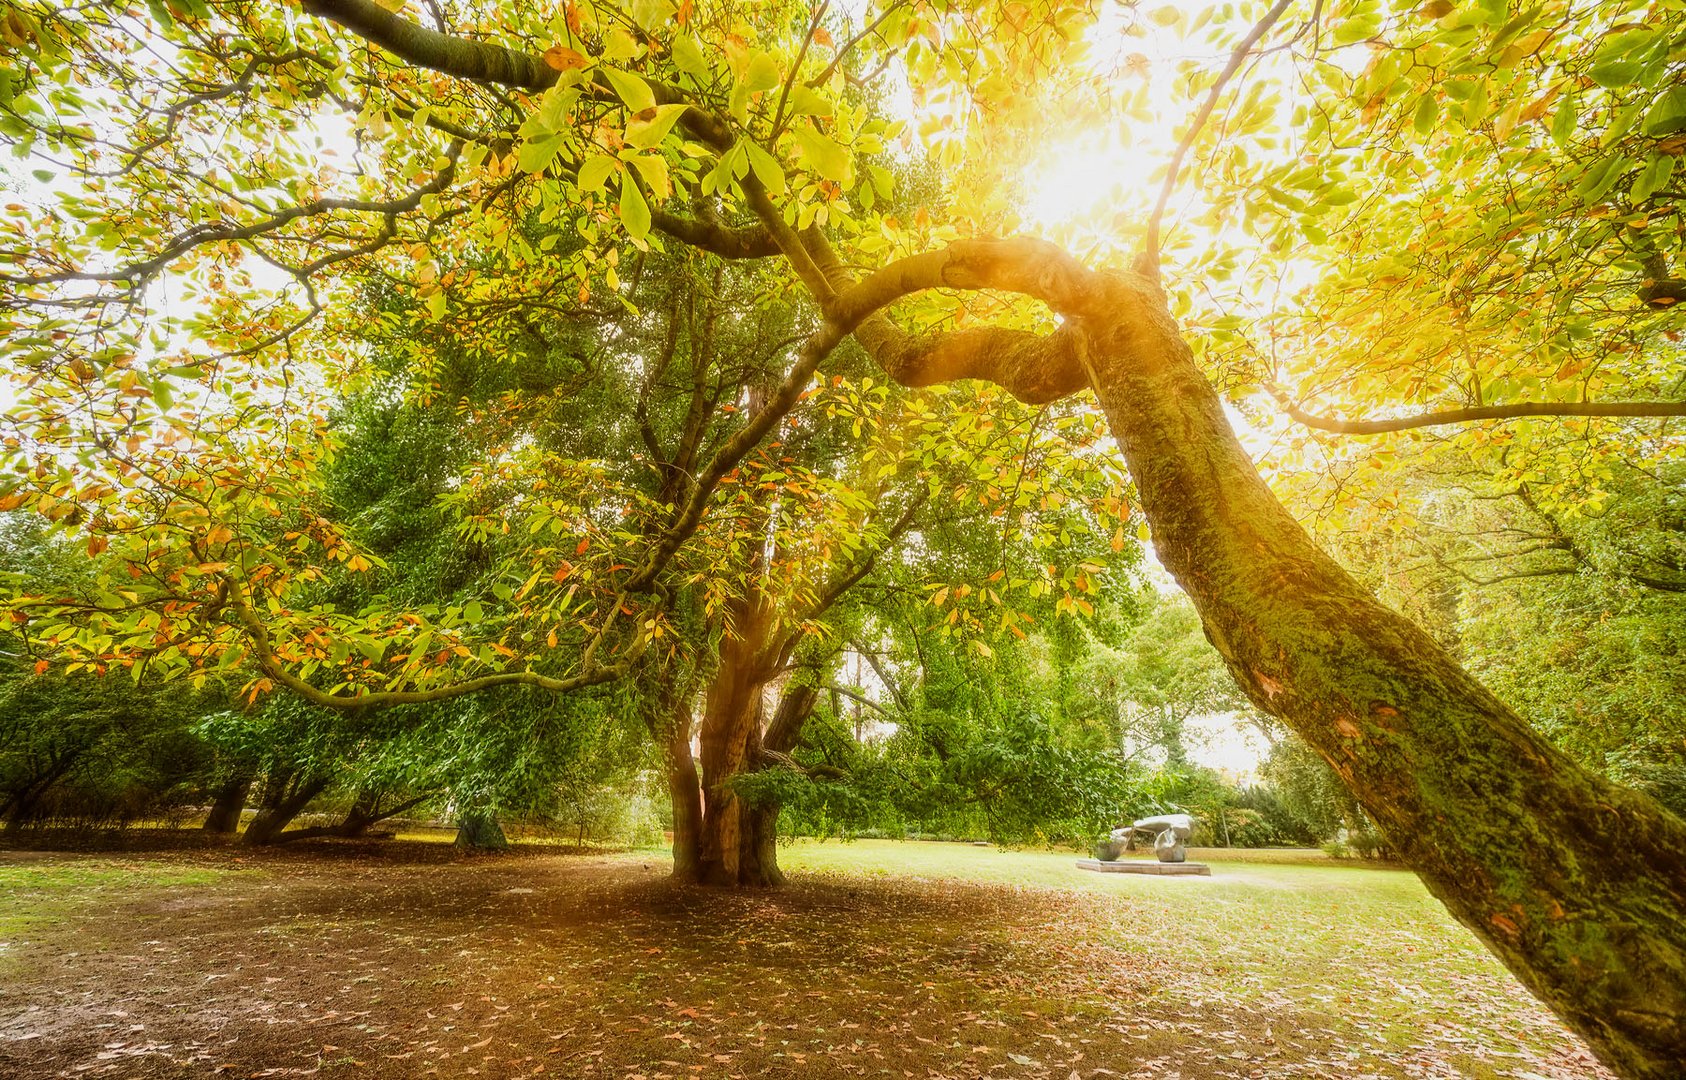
(301, 0), (554, 89)
(1278, 396), (1686, 434)
(1142, 0), (1294, 275)
(649, 210), (781, 259)
(225, 581), (638, 710)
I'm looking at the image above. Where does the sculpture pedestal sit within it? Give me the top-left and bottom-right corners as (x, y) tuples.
(1076, 859), (1211, 876)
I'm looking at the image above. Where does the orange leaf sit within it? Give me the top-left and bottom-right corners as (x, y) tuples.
(544, 46), (588, 72)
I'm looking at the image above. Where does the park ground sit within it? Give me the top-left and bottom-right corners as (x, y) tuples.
(0, 838), (1611, 1080)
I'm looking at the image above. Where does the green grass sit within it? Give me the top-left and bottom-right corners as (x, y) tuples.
(771, 839), (1529, 1059)
(0, 859), (234, 964)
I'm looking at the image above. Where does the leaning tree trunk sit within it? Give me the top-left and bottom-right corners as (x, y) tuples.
(835, 238), (1686, 1077)
(242, 774), (329, 845)
(1067, 266), (1686, 1079)
(454, 810), (508, 851)
(202, 776), (251, 834)
(264, 789), (436, 843)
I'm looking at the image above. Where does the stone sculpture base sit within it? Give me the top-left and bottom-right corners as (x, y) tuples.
(1076, 859), (1211, 876)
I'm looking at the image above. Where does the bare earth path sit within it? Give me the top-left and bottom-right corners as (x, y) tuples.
(0, 840), (1611, 1079)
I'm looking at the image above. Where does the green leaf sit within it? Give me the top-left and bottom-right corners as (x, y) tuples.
(1550, 96), (1576, 148)
(576, 154), (617, 195)
(630, 0), (675, 32)
(518, 131), (568, 174)
(1602, 100), (1646, 147)
(1333, 12), (1381, 45)
(630, 154), (670, 200)
(1632, 154), (1676, 202)
(785, 85), (833, 118)
(1413, 94), (1438, 136)
(791, 126), (851, 183)
(1644, 87), (1686, 138)
(671, 34), (708, 78)
(624, 103), (689, 149)
(743, 139), (786, 197)
(601, 66), (656, 113)
(619, 172), (651, 240)
(741, 51), (783, 94)
(1588, 61), (1642, 89)
(356, 637), (388, 663)
(1573, 155), (1629, 205)
(602, 27), (641, 62)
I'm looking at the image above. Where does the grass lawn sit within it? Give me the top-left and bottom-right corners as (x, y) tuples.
(0, 837), (1609, 1079)
(0, 857), (232, 967)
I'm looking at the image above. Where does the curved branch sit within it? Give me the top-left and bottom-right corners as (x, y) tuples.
(1279, 396), (1686, 434)
(809, 235), (1129, 405)
(3, 145), (460, 289)
(300, 0), (737, 149)
(649, 210), (781, 259)
(1142, 0), (1294, 274)
(301, 0), (554, 89)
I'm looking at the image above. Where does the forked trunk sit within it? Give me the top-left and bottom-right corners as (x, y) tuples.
(696, 637), (779, 887)
(1067, 270), (1686, 1079)
(691, 572), (797, 887)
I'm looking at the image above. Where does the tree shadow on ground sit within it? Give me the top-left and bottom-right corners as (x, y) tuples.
(0, 848), (1610, 1079)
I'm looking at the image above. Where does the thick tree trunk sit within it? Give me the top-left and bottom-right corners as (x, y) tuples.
(696, 643), (776, 887)
(1066, 269), (1686, 1079)
(454, 810), (508, 851)
(242, 775), (329, 845)
(694, 577), (788, 887)
(202, 776), (251, 834)
(831, 237), (1686, 1077)
(751, 683), (820, 876)
(664, 706), (705, 884)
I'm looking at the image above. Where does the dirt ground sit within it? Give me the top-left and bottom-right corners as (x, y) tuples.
(0, 840), (1611, 1079)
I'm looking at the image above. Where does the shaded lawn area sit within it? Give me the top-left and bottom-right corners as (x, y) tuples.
(0, 839), (1609, 1079)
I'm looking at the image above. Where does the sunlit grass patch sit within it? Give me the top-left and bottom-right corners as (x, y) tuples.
(0, 858), (236, 962)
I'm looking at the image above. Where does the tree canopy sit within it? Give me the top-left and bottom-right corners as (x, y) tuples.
(2, 0), (1685, 1075)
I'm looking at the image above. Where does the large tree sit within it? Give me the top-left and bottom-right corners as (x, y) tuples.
(1, 0), (1684, 1075)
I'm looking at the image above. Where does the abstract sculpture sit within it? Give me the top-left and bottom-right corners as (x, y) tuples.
(1117, 813), (1195, 863)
